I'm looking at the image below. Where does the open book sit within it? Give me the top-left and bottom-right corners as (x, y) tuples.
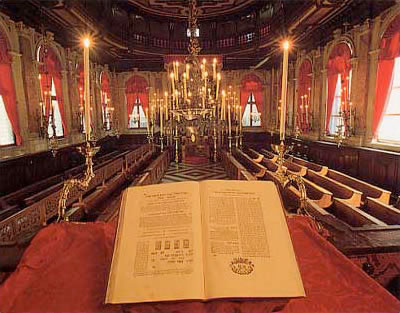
(106, 180), (305, 304)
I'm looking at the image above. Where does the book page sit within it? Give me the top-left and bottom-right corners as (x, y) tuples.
(106, 182), (205, 303)
(200, 180), (305, 299)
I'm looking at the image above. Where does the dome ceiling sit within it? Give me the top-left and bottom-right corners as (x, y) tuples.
(121, 0), (259, 19)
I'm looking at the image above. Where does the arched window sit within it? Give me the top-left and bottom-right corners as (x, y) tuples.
(240, 74), (263, 127)
(373, 15), (400, 143)
(100, 72), (112, 131)
(0, 30), (21, 146)
(37, 44), (67, 138)
(125, 75), (148, 129)
(326, 42), (352, 135)
(297, 59), (312, 131)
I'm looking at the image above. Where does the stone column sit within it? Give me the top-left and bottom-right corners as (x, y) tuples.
(319, 68), (328, 137)
(365, 48), (380, 142)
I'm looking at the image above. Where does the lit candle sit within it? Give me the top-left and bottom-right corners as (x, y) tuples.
(280, 40), (290, 141)
(175, 61), (179, 81)
(186, 64), (190, 79)
(239, 105), (242, 132)
(183, 73), (187, 101)
(83, 36), (91, 142)
(216, 73), (221, 100)
(204, 72), (208, 97)
(222, 90), (226, 120)
(160, 104), (163, 137)
(164, 92), (168, 117)
(228, 104), (232, 136)
(213, 58), (217, 81)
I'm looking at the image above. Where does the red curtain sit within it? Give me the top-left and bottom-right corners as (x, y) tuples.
(101, 72), (110, 106)
(125, 75), (148, 121)
(0, 33), (22, 145)
(326, 43), (351, 132)
(240, 74), (263, 113)
(39, 46), (68, 135)
(297, 60), (312, 124)
(372, 19), (400, 137)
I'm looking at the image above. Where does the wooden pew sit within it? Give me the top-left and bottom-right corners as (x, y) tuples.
(306, 170), (362, 207)
(219, 150), (256, 181)
(328, 199), (387, 228)
(0, 145), (154, 243)
(326, 169), (391, 204)
(233, 149), (266, 178)
(260, 149), (278, 162)
(396, 196), (400, 209)
(288, 155), (328, 176)
(245, 148), (264, 163)
(364, 197), (400, 225)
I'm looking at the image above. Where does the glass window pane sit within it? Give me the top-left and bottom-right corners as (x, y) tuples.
(139, 105), (147, 129)
(0, 95), (15, 146)
(252, 103), (261, 126)
(378, 116), (400, 142)
(242, 103), (251, 127)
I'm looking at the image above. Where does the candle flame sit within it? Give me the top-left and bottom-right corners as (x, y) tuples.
(283, 40), (290, 50)
(83, 37), (91, 48)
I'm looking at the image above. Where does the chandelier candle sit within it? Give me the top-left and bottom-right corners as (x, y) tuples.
(213, 58), (217, 81)
(83, 37), (91, 142)
(280, 40), (289, 141)
(228, 104), (232, 136)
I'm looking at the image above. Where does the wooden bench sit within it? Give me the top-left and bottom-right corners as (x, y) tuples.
(326, 169), (391, 205)
(328, 199), (387, 228)
(246, 148), (264, 163)
(260, 149), (278, 162)
(288, 155), (328, 176)
(364, 197), (400, 225)
(306, 170), (362, 207)
(233, 149), (266, 178)
(220, 150), (256, 181)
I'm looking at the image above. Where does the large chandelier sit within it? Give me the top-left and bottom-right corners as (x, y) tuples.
(147, 0), (242, 161)
(168, 0), (222, 121)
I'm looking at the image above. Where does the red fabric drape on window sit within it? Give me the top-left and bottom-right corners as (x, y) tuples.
(0, 33), (22, 145)
(125, 75), (148, 120)
(372, 18), (400, 137)
(297, 60), (312, 125)
(326, 43), (351, 132)
(39, 46), (68, 135)
(240, 74), (263, 113)
(101, 73), (111, 107)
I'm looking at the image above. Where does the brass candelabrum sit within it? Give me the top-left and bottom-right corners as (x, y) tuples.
(37, 105), (59, 157)
(271, 141), (308, 215)
(57, 140), (99, 222)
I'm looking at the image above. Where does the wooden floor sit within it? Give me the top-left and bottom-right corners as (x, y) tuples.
(161, 162), (229, 183)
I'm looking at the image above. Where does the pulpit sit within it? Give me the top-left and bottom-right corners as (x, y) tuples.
(181, 132), (210, 162)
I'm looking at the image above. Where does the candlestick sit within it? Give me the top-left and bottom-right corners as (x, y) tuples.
(145, 108), (150, 135)
(183, 73), (187, 101)
(228, 104), (232, 136)
(280, 40), (290, 141)
(213, 58), (217, 81)
(186, 64), (190, 79)
(221, 90), (226, 120)
(83, 37), (91, 142)
(160, 105), (163, 137)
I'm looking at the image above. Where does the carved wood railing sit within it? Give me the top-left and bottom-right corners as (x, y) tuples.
(134, 148), (172, 186)
(0, 144), (153, 243)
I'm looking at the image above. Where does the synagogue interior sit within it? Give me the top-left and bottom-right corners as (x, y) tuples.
(0, 0), (400, 312)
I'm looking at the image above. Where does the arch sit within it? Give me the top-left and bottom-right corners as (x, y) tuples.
(372, 14), (400, 139)
(37, 43), (68, 135)
(0, 28), (21, 145)
(326, 42), (352, 133)
(125, 75), (149, 125)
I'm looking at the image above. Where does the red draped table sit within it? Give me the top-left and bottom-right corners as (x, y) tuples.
(0, 216), (399, 312)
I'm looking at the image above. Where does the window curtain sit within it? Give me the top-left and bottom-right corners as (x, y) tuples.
(0, 33), (22, 145)
(101, 73), (110, 106)
(373, 17), (400, 138)
(39, 46), (68, 135)
(297, 59), (312, 124)
(326, 43), (351, 132)
(125, 75), (148, 121)
(240, 74), (263, 113)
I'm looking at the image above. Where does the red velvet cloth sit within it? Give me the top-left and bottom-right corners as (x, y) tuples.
(373, 15), (400, 137)
(126, 75), (149, 121)
(240, 74), (263, 114)
(0, 32), (22, 145)
(0, 217), (399, 313)
(326, 43), (351, 132)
